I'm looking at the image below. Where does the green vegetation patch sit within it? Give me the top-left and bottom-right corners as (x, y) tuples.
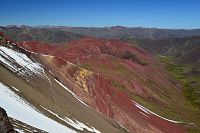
(159, 56), (200, 133)
(160, 56), (200, 108)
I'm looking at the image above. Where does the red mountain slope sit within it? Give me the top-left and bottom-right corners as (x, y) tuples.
(17, 37), (186, 133)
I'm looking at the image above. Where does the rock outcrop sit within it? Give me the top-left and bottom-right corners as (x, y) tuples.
(0, 107), (15, 133)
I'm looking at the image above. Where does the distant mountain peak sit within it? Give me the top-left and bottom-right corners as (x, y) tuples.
(110, 25), (127, 29)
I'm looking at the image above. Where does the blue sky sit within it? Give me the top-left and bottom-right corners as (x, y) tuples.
(0, 0), (200, 29)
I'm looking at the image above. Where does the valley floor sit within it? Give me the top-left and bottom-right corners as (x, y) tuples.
(159, 56), (200, 133)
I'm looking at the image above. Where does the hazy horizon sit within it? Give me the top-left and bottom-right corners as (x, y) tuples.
(1, 0), (200, 29)
(1, 24), (200, 30)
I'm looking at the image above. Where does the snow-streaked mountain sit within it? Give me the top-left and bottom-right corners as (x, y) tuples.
(0, 82), (76, 133)
(0, 32), (191, 133)
(0, 33), (127, 133)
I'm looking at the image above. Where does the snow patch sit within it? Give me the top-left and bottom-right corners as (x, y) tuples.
(139, 111), (149, 118)
(0, 82), (76, 133)
(64, 117), (101, 133)
(12, 86), (20, 92)
(134, 101), (150, 114)
(15, 128), (33, 133)
(54, 78), (89, 107)
(15, 129), (25, 133)
(41, 106), (101, 133)
(132, 100), (184, 123)
(0, 46), (45, 78)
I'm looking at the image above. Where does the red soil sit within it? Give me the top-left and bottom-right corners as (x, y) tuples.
(15, 37), (186, 133)
(0, 32), (4, 36)
(18, 41), (58, 55)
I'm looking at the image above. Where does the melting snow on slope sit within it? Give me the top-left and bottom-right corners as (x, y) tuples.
(14, 129), (25, 133)
(41, 106), (101, 133)
(132, 100), (184, 123)
(54, 78), (89, 107)
(0, 46), (44, 78)
(0, 82), (76, 133)
(11, 86), (20, 92)
(53, 79), (101, 132)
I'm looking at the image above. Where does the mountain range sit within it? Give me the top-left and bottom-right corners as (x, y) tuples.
(1, 25), (200, 43)
(0, 26), (200, 133)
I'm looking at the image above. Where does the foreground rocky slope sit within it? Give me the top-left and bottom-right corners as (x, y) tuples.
(0, 107), (15, 133)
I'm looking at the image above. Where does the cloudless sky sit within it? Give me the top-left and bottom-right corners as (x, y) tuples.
(0, 0), (200, 29)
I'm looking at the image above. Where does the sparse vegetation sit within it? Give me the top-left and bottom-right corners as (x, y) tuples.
(160, 56), (200, 108)
(160, 56), (200, 133)
(122, 51), (146, 65)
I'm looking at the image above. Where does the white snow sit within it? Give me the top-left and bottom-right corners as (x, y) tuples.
(53, 79), (102, 133)
(14, 128), (33, 133)
(41, 106), (101, 133)
(0, 82), (76, 133)
(134, 101), (150, 114)
(15, 129), (25, 133)
(0, 46), (44, 77)
(0, 46), (52, 84)
(132, 100), (184, 123)
(139, 111), (149, 118)
(12, 86), (20, 92)
(0, 51), (16, 71)
(64, 117), (101, 133)
(54, 78), (89, 107)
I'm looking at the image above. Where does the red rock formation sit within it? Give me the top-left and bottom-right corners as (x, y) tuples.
(16, 37), (186, 133)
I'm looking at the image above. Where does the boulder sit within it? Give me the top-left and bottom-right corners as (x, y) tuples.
(0, 107), (15, 133)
